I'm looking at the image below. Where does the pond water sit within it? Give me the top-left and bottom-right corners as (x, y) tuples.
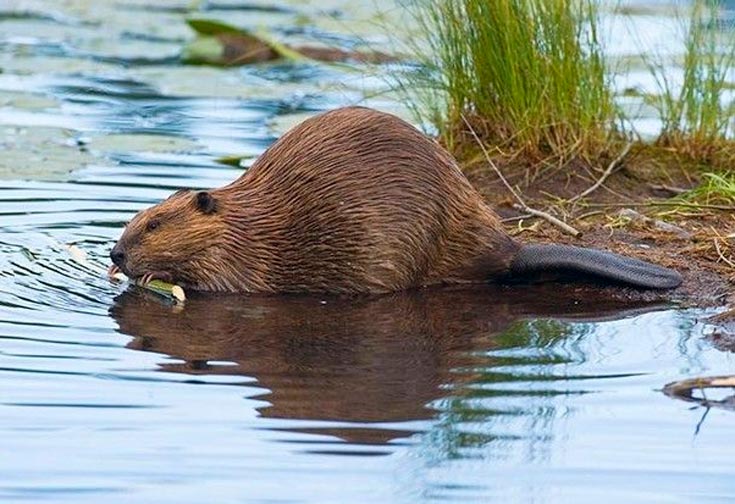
(0, 1), (734, 503)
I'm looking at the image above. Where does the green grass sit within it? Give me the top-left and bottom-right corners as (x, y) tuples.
(645, 0), (735, 161)
(400, 0), (617, 162)
(682, 172), (735, 205)
(399, 0), (735, 181)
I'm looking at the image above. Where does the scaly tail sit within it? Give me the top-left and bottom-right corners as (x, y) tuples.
(510, 244), (682, 289)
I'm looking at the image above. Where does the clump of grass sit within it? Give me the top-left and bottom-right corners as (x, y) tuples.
(396, 0), (735, 212)
(681, 172), (735, 205)
(647, 0), (735, 163)
(402, 0), (617, 164)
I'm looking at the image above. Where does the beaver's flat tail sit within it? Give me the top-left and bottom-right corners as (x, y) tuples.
(510, 244), (682, 289)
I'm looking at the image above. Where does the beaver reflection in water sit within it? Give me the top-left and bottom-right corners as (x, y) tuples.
(110, 107), (682, 294)
(111, 285), (662, 443)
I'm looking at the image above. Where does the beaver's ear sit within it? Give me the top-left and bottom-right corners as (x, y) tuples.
(195, 191), (217, 214)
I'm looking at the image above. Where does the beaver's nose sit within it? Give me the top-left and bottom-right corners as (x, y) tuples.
(110, 245), (126, 267)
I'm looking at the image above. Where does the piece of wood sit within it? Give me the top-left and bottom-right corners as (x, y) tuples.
(461, 115), (582, 238)
(67, 244), (186, 304)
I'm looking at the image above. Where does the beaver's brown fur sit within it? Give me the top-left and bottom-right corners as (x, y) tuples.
(110, 106), (682, 293)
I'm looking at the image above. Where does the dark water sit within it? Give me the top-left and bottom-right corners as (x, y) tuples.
(0, 1), (734, 503)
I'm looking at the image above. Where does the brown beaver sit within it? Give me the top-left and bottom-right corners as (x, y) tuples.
(110, 106), (682, 294)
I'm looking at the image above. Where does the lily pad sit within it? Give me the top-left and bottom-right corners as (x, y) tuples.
(89, 133), (202, 154)
(136, 64), (322, 98)
(0, 91), (59, 110)
(0, 126), (94, 181)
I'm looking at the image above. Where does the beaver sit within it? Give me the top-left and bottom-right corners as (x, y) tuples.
(110, 106), (682, 294)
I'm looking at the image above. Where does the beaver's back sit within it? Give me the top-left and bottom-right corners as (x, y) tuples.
(218, 107), (518, 293)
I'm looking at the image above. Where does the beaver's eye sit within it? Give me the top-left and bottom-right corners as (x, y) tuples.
(146, 219), (160, 232)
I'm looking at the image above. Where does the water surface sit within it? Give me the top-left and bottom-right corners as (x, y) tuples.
(0, 1), (734, 503)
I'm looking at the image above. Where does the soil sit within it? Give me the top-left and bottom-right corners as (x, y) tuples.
(460, 144), (735, 309)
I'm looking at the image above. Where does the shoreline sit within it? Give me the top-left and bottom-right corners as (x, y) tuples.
(461, 147), (734, 309)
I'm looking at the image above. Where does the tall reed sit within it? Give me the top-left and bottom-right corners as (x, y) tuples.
(647, 0), (735, 161)
(402, 0), (616, 162)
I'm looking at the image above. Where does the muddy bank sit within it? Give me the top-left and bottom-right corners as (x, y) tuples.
(462, 147), (734, 308)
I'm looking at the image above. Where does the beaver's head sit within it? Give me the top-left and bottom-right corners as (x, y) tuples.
(110, 189), (229, 290)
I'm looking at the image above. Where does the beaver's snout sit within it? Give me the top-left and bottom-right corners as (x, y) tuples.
(110, 243), (126, 268)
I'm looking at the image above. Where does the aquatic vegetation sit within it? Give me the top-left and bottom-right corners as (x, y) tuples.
(182, 18), (308, 65)
(182, 18), (397, 66)
(400, 0), (735, 184)
(399, 0), (616, 162)
(645, 0), (735, 164)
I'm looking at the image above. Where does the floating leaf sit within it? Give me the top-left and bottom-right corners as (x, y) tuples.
(182, 17), (396, 67)
(182, 17), (309, 66)
(186, 18), (244, 36)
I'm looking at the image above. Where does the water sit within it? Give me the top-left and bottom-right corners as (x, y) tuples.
(0, 1), (734, 503)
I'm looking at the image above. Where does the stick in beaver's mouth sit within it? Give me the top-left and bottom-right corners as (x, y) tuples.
(107, 264), (186, 303)
(66, 244), (186, 304)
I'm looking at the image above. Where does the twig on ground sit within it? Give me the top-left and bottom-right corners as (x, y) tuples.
(568, 142), (633, 204)
(500, 213), (532, 223)
(714, 239), (735, 268)
(712, 227), (735, 269)
(511, 204), (581, 237)
(576, 210), (604, 220)
(617, 208), (693, 239)
(461, 115), (582, 237)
